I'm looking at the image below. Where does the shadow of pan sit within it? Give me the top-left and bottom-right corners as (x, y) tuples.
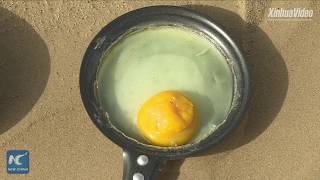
(0, 7), (50, 135)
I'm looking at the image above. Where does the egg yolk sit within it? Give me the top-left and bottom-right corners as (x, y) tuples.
(137, 91), (199, 147)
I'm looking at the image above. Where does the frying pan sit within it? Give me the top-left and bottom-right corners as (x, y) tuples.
(80, 5), (250, 180)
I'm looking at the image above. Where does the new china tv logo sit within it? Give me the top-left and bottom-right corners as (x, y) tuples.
(6, 150), (29, 174)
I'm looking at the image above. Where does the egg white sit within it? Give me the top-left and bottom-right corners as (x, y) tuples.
(96, 26), (233, 144)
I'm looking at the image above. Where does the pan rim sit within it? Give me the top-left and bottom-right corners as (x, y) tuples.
(79, 5), (250, 159)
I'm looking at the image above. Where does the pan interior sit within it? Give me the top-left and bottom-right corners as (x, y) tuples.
(96, 25), (234, 145)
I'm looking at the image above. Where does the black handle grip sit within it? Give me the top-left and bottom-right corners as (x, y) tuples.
(122, 149), (167, 180)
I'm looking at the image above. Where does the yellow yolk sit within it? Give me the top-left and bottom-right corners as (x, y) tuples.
(137, 91), (199, 146)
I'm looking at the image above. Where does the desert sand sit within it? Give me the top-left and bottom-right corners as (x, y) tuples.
(1, 0), (320, 180)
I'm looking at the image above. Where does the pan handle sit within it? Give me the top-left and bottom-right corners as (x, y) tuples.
(122, 149), (167, 180)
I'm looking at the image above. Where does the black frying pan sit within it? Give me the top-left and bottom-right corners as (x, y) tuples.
(80, 6), (250, 180)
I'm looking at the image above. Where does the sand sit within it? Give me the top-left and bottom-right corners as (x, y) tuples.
(0, 0), (320, 180)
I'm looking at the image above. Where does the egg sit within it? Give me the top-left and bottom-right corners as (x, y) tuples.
(137, 91), (199, 146)
(96, 26), (234, 145)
